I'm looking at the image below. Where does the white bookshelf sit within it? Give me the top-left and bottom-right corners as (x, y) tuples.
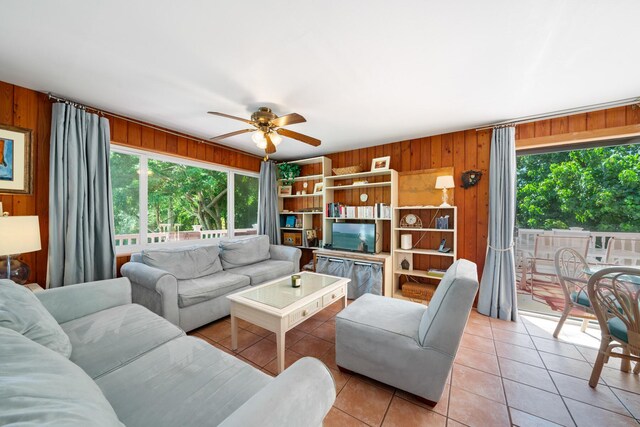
(392, 206), (457, 301)
(277, 156), (331, 251)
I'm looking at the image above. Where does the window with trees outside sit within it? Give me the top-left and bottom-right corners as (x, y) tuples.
(110, 146), (259, 253)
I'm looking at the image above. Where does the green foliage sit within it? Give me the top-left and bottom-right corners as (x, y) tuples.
(278, 162), (301, 185)
(110, 152), (259, 235)
(517, 144), (640, 232)
(234, 174), (259, 229)
(110, 152), (140, 235)
(147, 159), (228, 231)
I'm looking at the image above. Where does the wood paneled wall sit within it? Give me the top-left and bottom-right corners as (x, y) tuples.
(0, 82), (52, 286)
(3, 77), (637, 285)
(516, 105), (640, 148)
(107, 115), (262, 172)
(0, 80), (261, 285)
(324, 131), (493, 277)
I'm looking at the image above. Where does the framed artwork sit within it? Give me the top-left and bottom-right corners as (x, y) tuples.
(370, 156), (390, 172)
(313, 182), (323, 194)
(278, 185), (292, 196)
(0, 124), (33, 195)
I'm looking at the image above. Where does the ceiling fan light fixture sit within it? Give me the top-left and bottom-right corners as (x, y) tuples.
(270, 131), (282, 146)
(251, 130), (266, 144)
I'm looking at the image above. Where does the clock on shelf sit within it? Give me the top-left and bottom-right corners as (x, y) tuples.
(399, 214), (422, 228)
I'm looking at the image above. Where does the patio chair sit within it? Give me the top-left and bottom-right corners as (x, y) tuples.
(588, 266), (640, 388)
(605, 237), (640, 266)
(553, 248), (595, 338)
(525, 235), (590, 295)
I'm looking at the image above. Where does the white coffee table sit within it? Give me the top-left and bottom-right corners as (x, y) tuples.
(227, 272), (349, 373)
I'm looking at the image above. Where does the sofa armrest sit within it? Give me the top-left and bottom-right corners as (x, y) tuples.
(219, 357), (335, 427)
(270, 244), (302, 273)
(120, 262), (180, 326)
(36, 278), (131, 324)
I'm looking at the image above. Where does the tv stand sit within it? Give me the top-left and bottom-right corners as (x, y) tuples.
(313, 249), (392, 296)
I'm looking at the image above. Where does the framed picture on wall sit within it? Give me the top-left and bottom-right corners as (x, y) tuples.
(370, 156), (390, 172)
(0, 124), (33, 195)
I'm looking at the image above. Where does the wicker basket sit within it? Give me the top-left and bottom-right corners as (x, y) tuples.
(401, 282), (437, 301)
(332, 165), (363, 176)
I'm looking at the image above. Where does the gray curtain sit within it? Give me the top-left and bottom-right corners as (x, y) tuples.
(48, 103), (116, 287)
(258, 161), (281, 244)
(477, 126), (518, 321)
(315, 257), (382, 298)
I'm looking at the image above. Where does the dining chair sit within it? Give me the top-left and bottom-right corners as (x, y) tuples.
(587, 266), (640, 388)
(526, 235), (590, 297)
(553, 247), (595, 338)
(605, 237), (640, 266)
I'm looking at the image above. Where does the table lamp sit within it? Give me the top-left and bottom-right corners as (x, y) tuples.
(0, 215), (42, 284)
(435, 175), (455, 208)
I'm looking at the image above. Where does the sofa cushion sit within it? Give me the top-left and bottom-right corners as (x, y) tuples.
(0, 279), (72, 358)
(0, 327), (123, 427)
(226, 259), (294, 286)
(337, 293), (426, 340)
(417, 259), (479, 349)
(219, 235), (271, 269)
(96, 336), (272, 427)
(141, 245), (223, 280)
(61, 304), (184, 379)
(178, 271), (250, 308)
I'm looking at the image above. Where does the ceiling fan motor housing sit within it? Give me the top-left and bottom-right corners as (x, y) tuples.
(251, 107), (277, 127)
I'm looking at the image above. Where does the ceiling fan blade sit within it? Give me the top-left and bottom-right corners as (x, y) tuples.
(265, 133), (277, 154)
(277, 128), (321, 147)
(209, 128), (254, 141)
(271, 113), (306, 127)
(207, 111), (254, 125)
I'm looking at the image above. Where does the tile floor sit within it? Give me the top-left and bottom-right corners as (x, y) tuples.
(189, 302), (640, 426)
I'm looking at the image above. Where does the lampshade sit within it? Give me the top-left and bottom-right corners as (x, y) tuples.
(270, 131), (282, 146)
(251, 130), (266, 144)
(435, 175), (455, 189)
(0, 216), (42, 256)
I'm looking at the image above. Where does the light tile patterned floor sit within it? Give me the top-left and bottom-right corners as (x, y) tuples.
(190, 302), (640, 426)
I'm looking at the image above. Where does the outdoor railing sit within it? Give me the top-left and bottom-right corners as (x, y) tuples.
(516, 229), (640, 264)
(115, 228), (257, 248)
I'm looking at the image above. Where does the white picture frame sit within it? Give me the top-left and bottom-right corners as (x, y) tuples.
(313, 182), (323, 194)
(278, 185), (292, 196)
(370, 156), (390, 172)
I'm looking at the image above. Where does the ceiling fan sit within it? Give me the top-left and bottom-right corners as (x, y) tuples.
(208, 107), (321, 156)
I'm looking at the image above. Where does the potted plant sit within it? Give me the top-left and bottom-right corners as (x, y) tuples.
(278, 162), (301, 185)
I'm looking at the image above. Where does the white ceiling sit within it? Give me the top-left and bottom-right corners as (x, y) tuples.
(1, 1), (639, 160)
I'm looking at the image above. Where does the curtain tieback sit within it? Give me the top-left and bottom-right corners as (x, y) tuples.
(488, 242), (514, 252)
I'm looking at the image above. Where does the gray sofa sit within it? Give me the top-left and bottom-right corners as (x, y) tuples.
(0, 278), (335, 426)
(335, 259), (479, 404)
(121, 235), (301, 331)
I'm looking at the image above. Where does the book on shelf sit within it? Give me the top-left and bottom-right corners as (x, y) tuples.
(325, 202), (392, 219)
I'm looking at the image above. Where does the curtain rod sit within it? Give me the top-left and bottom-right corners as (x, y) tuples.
(475, 96), (640, 131)
(46, 93), (263, 159)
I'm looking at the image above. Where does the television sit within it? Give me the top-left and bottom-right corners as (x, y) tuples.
(331, 222), (376, 254)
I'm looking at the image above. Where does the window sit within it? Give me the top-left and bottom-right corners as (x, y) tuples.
(110, 146), (259, 253)
(234, 174), (259, 236)
(110, 151), (140, 246)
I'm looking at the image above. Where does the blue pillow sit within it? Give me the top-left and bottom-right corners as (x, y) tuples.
(0, 279), (72, 358)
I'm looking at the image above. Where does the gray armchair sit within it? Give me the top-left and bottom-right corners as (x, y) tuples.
(121, 236), (301, 332)
(335, 259), (479, 404)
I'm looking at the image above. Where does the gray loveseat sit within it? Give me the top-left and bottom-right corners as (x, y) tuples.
(121, 235), (301, 331)
(0, 278), (335, 426)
